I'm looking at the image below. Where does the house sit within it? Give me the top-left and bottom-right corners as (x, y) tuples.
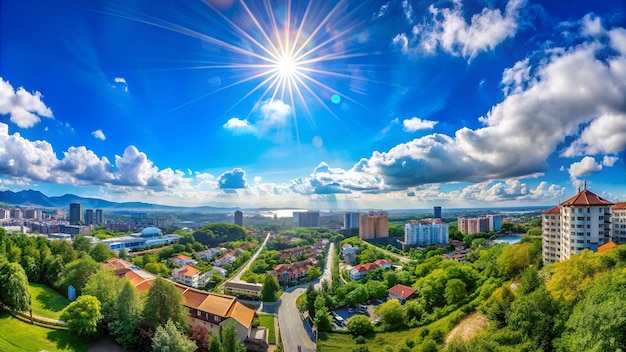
(206, 266), (228, 278)
(172, 265), (207, 288)
(374, 258), (392, 269)
(224, 281), (263, 298)
(269, 258), (319, 285)
(172, 255), (198, 266)
(197, 247), (224, 261)
(103, 259), (255, 342)
(349, 258), (393, 280)
(388, 284), (417, 303)
(214, 253), (236, 266)
(341, 244), (359, 265)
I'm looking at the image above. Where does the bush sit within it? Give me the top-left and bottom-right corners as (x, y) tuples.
(356, 336), (366, 344)
(252, 319), (260, 328)
(405, 339), (415, 348)
(353, 347), (369, 352)
(430, 329), (445, 344)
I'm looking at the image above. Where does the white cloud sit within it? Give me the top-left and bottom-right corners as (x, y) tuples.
(0, 77), (53, 128)
(112, 77), (129, 92)
(581, 14), (604, 37)
(258, 99), (292, 127)
(609, 27), (626, 56)
(401, 0), (413, 24)
(376, 2), (390, 18)
(397, 0), (525, 59)
(568, 156), (602, 179)
(602, 155), (619, 167)
(402, 117), (438, 132)
(91, 129), (106, 140)
(562, 113), (626, 157)
(501, 58), (531, 96)
(218, 168), (248, 189)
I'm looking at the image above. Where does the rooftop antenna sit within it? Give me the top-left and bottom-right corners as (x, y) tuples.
(583, 177), (587, 191)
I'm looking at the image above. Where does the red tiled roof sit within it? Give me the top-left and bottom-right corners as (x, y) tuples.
(180, 265), (200, 276)
(173, 255), (191, 261)
(613, 202), (626, 210)
(543, 206), (561, 214)
(598, 242), (618, 253)
(560, 189), (614, 207)
(388, 284), (417, 300)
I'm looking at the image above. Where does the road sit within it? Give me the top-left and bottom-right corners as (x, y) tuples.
(231, 232), (271, 282)
(375, 244), (411, 264)
(315, 242), (334, 290)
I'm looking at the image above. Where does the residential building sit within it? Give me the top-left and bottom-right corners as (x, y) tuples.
(0, 209), (8, 220)
(234, 210), (243, 226)
(10, 208), (22, 219)
(344, 212), (361, 229)
(612, 202), (626, 244)
(173, 255), (198, 266)
(172, 265), (207, 288)
(269, 258), (319, 285)
(348, 259), (392, 280)
(214, 253), (236, 266)
(359, 211), (389, 240)
(224, 281), (262, 298)
(23, 208), (42, 220)
(293, 211), (320, 227)
(85, 209), (94, 226)
(95, 209), (104, 226)
(404, 218), (449, 246)
(197, 247), (224, 261)
(458, 216), (489, 234)
(388, 284), (417, 303)
(542, 187), (614, 264)
(341, 244), (359, 265)
(433, 206), (442, 219)
(69, 203), (83, 225)
(206, 266), (228, 278)
(487, 214), (502, 232)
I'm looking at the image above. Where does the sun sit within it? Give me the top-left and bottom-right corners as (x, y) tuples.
(276, 53), (298, 78)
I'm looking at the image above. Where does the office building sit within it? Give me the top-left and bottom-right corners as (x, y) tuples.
(234, 210), (243, 226)
(23, 208), (42, 220)
(542, 187), (614, 264)
(69, 203), (83, 225)
(85, 209), (94, 226)
(344, 212), (361, 229)
(95, 209), (104, 226)
(404, 218), (449, 246)
(293, 211), (320, 227)
(359, 211), (389, 240)
(10, 208), (22, 219)
(433, 206), (442, 219)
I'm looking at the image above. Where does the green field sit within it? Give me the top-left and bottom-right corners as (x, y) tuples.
(0, 311), (90, 352)
(257, 313), (276, 344)
(28, 283), (70, 320)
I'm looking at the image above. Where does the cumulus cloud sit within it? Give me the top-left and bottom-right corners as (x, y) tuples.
(258, 99), (292, 127)
(362, 24), (626, 188)
(0, 77), (54, 128)
(91, 129), (106, 140)
(602, 155), (619, 167)
(568, 156), (602, 179)
(218, 168), (248, 189)
(395, 0), (525, 59)
(402, 117), (438, 131)
(112, 77), (129, 92)
(581, 14), (604, 37)
(223, 117), (253, 133)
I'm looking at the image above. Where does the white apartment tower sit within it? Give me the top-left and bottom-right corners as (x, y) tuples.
(612, 202), (626, 244)
(542, 187), (614, 264)
(404, 219), (449, 247)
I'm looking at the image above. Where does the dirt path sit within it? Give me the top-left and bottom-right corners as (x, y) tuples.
(445, 312), (488, 344)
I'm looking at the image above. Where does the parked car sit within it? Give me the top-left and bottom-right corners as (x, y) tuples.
(348, 307), (354, 313)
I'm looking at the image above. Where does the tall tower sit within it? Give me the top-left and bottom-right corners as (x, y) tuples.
(234, 210), (243, 226)
(85, 209), (94, 225)
(95, 209), (104, 226)
(69, 203), (83, 225)
(433, 206), (442, 219)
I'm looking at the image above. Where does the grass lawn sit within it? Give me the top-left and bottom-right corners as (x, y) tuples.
(28, 283), (70, 320)
(257, 313), (276, 344)
(0, 311), (90, 352)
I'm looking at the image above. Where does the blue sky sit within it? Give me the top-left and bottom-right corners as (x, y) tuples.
(1, 0), (625, 209)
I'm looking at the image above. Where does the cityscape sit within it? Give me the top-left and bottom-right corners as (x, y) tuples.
(1, 0), (626, 351)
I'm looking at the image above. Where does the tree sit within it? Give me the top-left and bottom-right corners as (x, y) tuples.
(507, 286), (560, 351)
(404, 300), (424, 322)
(307, 266), (322, 281)
(346, 315), (373, 335)
(144, 277), (187, 327)
(61, 295), (102, 338)
(208, 333), (222, 352)
(109, 280), (142, 348)
(90, 243), (115, 262)
(496, 242), (533, 278)
(518, 266), (542, 295)
(479, 285), (515, 327)
(221, 321), (246, 352)
(152, 319), (197, 352)
(345, 286), (369, 306)
(49, 239), (78, 264)
(188, 325), (210, 352)
(384, 271), (398, 288)
(546, 250), (602, 302)
(261, 274), (280, 302)
(365, 280), (388, 300)
(83, 268), (122, 325)
(305, 284), (318, 318)
(0, 261), (31, 312)
(444, 278), (467, 304)
(43, 254), (64, 286)
(72, 235), (92, 252)
(375, 299), (404, 325)
(314, 306), (332, 331)
(57, 256), (100, 295)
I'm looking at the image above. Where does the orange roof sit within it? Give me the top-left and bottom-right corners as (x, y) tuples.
(180, 265), (200, 277)
(560, 189), (614, 207)
(388, 284), (417, 300)
(613, 202), (626, 210)
(598, 242), (618, 253)
(103, 258), (134, 276)
(543, 206), (561, 214)
(197, 293), (237, 318)
(173, 255), (192, 261)
(226, 301), (255, 329)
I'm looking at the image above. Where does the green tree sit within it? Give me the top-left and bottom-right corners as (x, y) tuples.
(57, 256), (100, 294)
(479, 285), (515, 327)
(345, 286), (369, 306)
(444, 278), (467, 304)
(518, 266), (542, 294)
(314, 306), (332, 331)
(307, 266), (322, 281)
(261, 274), (280, 302)
(109, 280), (142, 349)
(143, 277), (187, 327)
(72, 235), (92, 252)
(90, 243), (115, 262)
(221, 321), (246, 352)
(0, 261), (31, 312)
(375, 299), (404, 325)
(50, 239), (78, 264)
(507, 285), (561, 351)
(61, 295), (102, 338)
(496, 242), (533, 278)
(365, 280), (387, 300)
(346, 315), (373, 335)
(43, 254), (64, 286)
(152, 319), (197, 352)
(83, 268), (122, 325)
(384, 271), (398, 288)
(547, 250), (602, 302)
(404, 300), (424, 322)
(208, 333), (222, 352)
(305, 284), (318, 318)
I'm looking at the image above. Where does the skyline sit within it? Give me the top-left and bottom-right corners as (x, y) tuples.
(1, 0), (625, 209)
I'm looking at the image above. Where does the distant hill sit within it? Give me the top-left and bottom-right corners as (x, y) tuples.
(0, 189), (231, 211)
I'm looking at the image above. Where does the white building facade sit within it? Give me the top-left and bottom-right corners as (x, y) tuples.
(612, 202), (626, 244)
(404, 219), (449, 246)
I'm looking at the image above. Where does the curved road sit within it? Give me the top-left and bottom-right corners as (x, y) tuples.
(217, 232), (270, 292)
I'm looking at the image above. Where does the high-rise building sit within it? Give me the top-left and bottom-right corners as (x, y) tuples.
(95, 209), (104, 226)
(433, 206), (442, 219)
(69, 203), (83, 225)
(359, 211), (389, 240)
(10, 208), (22, 219)
(542, 187), (614, 264)
(458, 216), (500, 234)
(293, 211), (320, 227)
(486, 214), (502, 232)
(85, 209), (94, 225)
(404, 219), (449, 246)
(234, 210), (243, 226)
(23, 208), (42, 220)
(611, 202), (626, 244)
(344, 212), (361, 229)
(0, 209), (8, 220)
